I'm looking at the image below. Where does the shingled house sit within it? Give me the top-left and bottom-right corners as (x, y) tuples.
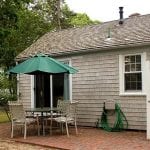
(16, 11), (150, 138)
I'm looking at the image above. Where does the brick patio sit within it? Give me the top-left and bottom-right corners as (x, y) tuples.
(0, 122), (150, 150)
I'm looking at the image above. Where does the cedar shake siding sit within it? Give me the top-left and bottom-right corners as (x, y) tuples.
(17, 14), (150, 130)
(19, 74), (31, 109)
(71, 48), (148, 130)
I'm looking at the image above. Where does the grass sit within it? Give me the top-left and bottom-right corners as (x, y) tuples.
(0, 110), (9, 123)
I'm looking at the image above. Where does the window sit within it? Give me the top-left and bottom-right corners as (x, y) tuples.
(124, 55), (142, 91)
(119, 53), (146, 95)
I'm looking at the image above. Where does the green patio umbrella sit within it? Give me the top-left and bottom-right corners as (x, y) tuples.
(8, 53), (78, 108)
(8, 53), (78, 75)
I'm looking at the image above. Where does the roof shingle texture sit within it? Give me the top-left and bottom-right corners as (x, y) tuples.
(17, 14), (150, 59)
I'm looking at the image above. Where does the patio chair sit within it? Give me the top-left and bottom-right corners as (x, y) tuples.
(43, 99), (64, 135)
(8, 101), (39, 139)
(53, 100), (78, 137)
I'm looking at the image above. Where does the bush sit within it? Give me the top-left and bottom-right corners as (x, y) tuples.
(0, 72), (17, 105)
(0, 73), (17, 121)
(0, 93), (17, 106)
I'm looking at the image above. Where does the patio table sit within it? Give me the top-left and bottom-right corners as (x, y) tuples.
(25, 107), (58, 136)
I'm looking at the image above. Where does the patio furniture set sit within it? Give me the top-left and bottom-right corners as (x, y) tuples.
(8, 100), (78, 139)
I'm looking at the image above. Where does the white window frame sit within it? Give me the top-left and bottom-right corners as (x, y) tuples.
(58, 58), (73, 101)
(119, 52), (146, 96)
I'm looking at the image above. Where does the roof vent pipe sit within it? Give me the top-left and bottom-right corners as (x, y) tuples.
(119, 7), (124, 24)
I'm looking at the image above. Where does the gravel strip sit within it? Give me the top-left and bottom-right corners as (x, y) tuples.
(0, 139), (58, 150)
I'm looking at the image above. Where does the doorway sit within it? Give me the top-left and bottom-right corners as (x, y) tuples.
(53, 74), (64, 107)
(34, 73), (70, 108)
(35, 74), (50, 108)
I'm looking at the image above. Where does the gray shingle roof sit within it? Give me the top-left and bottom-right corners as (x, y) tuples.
(17, 14), (150, 59)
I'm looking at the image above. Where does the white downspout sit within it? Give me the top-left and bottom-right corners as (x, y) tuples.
(146, 60), (150, 139)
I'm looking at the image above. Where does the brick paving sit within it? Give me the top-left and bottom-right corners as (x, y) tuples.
(0, 122), (150, 150)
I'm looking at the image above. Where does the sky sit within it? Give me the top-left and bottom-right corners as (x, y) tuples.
(65, 0), (150, 22)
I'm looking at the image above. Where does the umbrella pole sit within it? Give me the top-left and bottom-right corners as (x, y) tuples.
(50, 75), (53, 109)
(40, 74), (44, 108)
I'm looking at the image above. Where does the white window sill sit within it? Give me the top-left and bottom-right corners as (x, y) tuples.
(119, 92), (146, 96)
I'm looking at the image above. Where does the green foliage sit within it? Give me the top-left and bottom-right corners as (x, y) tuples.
(0, 0), (52, 69)
(0, 0), (31, 69)
(60, 4), (76, 29)
(70, 13), (100, 27)
(0, 73), (17, 105)
(9, 9), (52, 54)
(0, 0), (31, 41)
(31, 0), (64, 30)
(31, 1), (100, 30)
(0, 45), (16, 70)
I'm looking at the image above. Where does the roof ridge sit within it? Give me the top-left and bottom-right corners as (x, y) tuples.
(45, 13), (150, 35)
(17, 13), (150, 59)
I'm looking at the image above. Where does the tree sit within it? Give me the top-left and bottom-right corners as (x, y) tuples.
(0, 0), (51, 70)
(70, 13), (100, 27)
(8, 8), (52, 54)
(0, 0), (31, 70)
(0, 0), (32, 45)
(31, 1), (100, 30)
(31, 0), (65, 30)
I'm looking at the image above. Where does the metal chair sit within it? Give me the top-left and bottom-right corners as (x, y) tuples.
(53, 100), (78, 137)
(44, 99), (64, 135)
(8, 101), (39, 139)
